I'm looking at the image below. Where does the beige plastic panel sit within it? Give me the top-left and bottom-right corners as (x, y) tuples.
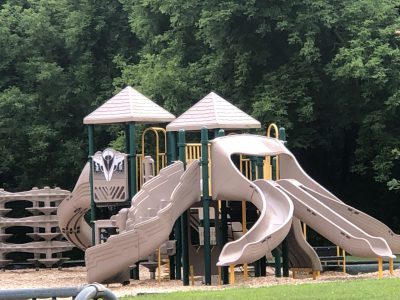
(85, 160), (201, 283)
(92, 149), (129, 204)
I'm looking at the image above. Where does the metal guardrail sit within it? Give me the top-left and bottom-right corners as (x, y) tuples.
(0, 284), (117, 300)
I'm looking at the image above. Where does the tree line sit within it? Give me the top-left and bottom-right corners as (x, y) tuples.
(0, 0), (399, 228)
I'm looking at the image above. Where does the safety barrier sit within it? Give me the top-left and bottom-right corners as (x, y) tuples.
(0, 187), (73, 269)
(0, 284), (117, 300)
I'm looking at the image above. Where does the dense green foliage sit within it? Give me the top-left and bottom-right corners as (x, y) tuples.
(121, 278), (400, 299)
(0, 0), (137, 189)
(0, 1), (399, 229)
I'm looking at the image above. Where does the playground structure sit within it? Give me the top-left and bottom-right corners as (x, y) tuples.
(0, 187), (73, 269)
(54, 86), (400, 286)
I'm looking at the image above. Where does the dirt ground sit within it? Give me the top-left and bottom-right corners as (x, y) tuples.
(0, 265), (398, 297)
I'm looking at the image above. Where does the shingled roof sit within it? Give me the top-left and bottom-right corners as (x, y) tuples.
(166, 92), (260, 131)
(83, 86), (175, 125)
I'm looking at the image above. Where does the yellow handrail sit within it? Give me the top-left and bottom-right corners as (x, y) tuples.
(139, 127), (167, 189)
(267, 123), (279, 139)
(265, 123), (280, 181)
(185, 143), (212, 195)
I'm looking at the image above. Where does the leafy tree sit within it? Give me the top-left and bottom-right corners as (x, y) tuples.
(0, 0), (399, 229)
(116, 0), (400, 227)
(0, 0), (137, 191)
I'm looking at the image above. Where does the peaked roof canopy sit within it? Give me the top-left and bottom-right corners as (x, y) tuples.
(166, 92), (260, 132)
(83, 86), (176, 125)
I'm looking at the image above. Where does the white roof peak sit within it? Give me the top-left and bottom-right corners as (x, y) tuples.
(166, 91), (260, 132)
(83, 86), (175, 125)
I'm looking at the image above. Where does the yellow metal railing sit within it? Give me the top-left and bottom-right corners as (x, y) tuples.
(186, 143), (212, 194)
(239, 155), (253, 280)
(137, 127), (167, 191)
(137, 127), (169, 282)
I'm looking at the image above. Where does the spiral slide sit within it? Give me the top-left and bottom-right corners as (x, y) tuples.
(211, 136), (294, 266)
(57, 163), (92, 250)
(211, 134), (397, 267)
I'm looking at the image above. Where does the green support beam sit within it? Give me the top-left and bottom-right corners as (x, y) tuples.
(279, 127), (289, 278)
(167, 131), (177, 280)
(201, 127), (212, 285)
(88, 125), (96, 246)
(272, 156), (281, 277)
(256, 156), (267, 276)
(178, 130), (189, 286)
(251, 156), (261, 277)
(128, 123), (139, 280)
(125, 125), (130, 163)
(128, 124), (137, 201)
(214, 129), (229, 284)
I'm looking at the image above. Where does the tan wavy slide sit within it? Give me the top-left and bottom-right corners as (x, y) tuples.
(286, 217), (322, 271)
(211, 134), (397, 268)
(279, 152), (400, 254)
(211, 136), (294, 267)
(277, 179), (394, 259)
(85, 160), (201, 283)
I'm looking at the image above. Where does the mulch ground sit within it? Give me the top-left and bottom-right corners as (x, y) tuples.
(0, 265), (398, 297)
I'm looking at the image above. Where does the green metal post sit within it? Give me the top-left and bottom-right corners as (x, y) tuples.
(201, 127), (211, 285)
(88, 125), (96, 246)
(260, 255), (267, 277)
(167, 131), (177, 280)
(125, 125), (130, 158)
(251, 156), (261, 277)
(282, 239), (289, 277)
(278, 127), (289, 278)
(167, 131), (177, 164)
(279, 127), (287, 145)
(128, 123), (139, 280)
(128, 124), (137, 200)
(272, 156), (282, 277)
(125, 125), (131, 200)
(256, 156), (267, 276)
(178, 130), (189, 286)
(173, 124), (182, 283)
(215, 129), (229, 284)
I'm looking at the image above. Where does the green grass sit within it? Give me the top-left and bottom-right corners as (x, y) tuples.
(345, 256), (400, 263)
(121, 278), (400, 299)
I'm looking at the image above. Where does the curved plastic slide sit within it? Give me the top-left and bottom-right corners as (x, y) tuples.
(211, 136), (293, 266)
(57, 163), (92, 250)
(277, 179), (394, 259)
(286, 217), (321, 271)
(217, 180), (293, 266)
(279, 153), (400, 254)
(300, 185), (400, 254)
(85, 161), (201, 283)
(211, 134), (397, 266)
